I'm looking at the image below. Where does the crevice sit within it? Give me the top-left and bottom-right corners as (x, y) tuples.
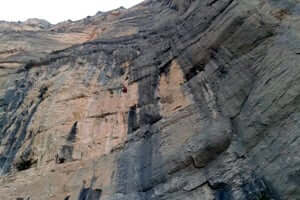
(15, 158), (37, 171)
(39, 86), (48, 100)
(23, 55), (69, 71)
(87, 112), (117, 119)
(67, 121), (78, 143)
(0, 66), (16, 69)
(208, 0), (235, 27)
(250, 32), (275, 52)
(241, 176), (280, 200)
(0, 48), (21, 55)
(128, 105), (138, 134)
(16, 197), (31, 200)
(184, 180), (207, 192)
(78, 188), (102, 200)
(207, 0), (220, 7)
(208, 181), (233, 200)
(78, 178), (102, 200)
(185, 62), (205, 81)
(56, 94), (89, 103)
(231, 80), (255, 120)
(159, 59), (173, 76)
(0, 60), (25, 64)
(55, 145), (73, 164)
(55, 121), (79, 164)
(64, 195), (70, 200)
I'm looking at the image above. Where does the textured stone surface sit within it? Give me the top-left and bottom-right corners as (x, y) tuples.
(0, 0), (300, 199)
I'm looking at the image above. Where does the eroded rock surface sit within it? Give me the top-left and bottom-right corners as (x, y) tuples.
(0, 0), (300, 199)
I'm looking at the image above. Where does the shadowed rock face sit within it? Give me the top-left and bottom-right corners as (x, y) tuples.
(0, 0), (300, 199)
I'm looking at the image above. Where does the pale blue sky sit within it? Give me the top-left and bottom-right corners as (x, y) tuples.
(0, 0), (144, 24)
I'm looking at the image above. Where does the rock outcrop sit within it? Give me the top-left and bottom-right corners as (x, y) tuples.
(0, 0), (300, 199)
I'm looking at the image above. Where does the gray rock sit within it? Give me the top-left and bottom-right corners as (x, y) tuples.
(0, 0), (300, 199)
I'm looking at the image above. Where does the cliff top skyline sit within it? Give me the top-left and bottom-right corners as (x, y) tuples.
(0, 0), (143, 24)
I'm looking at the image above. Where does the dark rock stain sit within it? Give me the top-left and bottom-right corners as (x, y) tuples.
(242, 177), (280, 200)
(77, 178), (102, 200)
(128, 105), (138, 134)
(115, 39), (164, 199)
(67, 121), (78, 143)
(0, 101), (40, 174)
(209, 182), (232, 200)
(0, 83), (45, 174)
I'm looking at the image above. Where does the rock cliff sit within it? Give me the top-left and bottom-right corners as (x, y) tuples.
(0, 0), (300, 199)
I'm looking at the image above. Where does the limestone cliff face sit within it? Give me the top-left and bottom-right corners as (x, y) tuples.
(0, 0), (300, 199)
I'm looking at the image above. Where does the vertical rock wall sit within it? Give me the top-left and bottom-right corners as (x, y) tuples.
(0, 0), (300, 199)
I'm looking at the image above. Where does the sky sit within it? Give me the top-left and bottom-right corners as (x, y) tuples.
(0, 0), (144, 24)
